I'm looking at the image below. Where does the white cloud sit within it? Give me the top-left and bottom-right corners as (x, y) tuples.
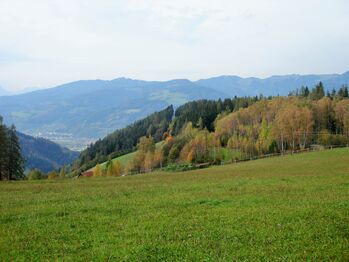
(0, 0), (348, 90)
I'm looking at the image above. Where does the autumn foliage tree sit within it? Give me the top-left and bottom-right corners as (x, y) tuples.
(59, 167), (65, 178)
(131, 136), (157, 173)
(93, 164), (102, 177)
(272, 103), (314, 152)
(334, 99), (349, 144)
(47, 171), (58, 180)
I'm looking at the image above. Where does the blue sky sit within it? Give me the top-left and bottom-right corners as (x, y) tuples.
(0, 0), (349, 91)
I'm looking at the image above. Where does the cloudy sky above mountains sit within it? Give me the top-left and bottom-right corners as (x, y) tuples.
(1, 0), (349, 91)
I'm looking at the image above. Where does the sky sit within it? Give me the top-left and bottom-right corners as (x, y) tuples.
(0, 0), (349, 91)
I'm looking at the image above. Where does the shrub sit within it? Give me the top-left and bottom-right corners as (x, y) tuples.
(47, 171), (58, 180)
(28, 169), (42, 180)
(163, 163), (196, 172)
(318, 131), (347, 146)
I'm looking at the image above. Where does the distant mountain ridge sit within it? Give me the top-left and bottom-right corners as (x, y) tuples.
(1, 71), (348, 149)
(0, 78), (226, 148)
(196, 71), (349, 96)
(0, 87), (11, 96)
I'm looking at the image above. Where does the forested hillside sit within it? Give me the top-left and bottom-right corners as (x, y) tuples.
(73, 106), (174, 174)
(172, 96), (261, 135)
(85, 83), (349, 176)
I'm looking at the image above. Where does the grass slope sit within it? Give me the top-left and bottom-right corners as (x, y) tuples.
(0, 148), (349, 260)
(98, 151), (136, 171)
(91, 142), (163, 172)
(91, 144), (240, 173)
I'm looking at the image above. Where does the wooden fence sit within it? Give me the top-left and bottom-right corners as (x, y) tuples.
(221, 144), (348, 166)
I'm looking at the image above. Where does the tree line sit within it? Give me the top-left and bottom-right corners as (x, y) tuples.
(171, 96), (261, 134)
(289, 82), (348, 100)
(26, 167), (66, 180)
(123, 94), (349, 174)
(0, 116), (24, 180)
(75, 97), (262, 175)
(69, 81), (349, 176)
(79, 82), (349, 176)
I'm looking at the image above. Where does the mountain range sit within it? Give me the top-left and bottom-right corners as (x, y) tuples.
(1, 71), (348, 150)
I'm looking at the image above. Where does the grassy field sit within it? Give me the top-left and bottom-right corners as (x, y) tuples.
(1, 148), (349, 261)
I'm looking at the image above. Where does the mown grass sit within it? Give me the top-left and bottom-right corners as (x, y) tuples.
(0, 148), (349, 261)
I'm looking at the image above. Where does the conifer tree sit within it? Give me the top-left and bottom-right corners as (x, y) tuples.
(310, 82), (325, 100)
(6, 125), (24, 180)
(338, 85), (349, 98)
(331, 88), (337, 99)
(0, 116), (9, 180)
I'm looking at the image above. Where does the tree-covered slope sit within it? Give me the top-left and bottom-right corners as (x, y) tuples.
(90, 91), (349, 176)
(74, 106), (174, 173)
(17, 132), (79, 173)
(171, 97), (259, 135)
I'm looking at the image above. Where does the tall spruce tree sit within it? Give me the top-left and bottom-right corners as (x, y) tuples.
(310, 82), (325, 100)
(338, 85), (349, 98)
(7, 125), (24, 180)
(0, 116), (9, 180)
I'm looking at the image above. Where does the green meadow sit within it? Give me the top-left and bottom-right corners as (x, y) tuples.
(1, 148), (349, 261)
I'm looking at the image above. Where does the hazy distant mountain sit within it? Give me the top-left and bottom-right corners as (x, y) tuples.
(1, 71), (348, 149)
(0, 78), (225, 148)
(17, 131), (79, 173)
(0, 86), (38, 96)
(0, 87), (12, 96)
(196, 71), (349, 96)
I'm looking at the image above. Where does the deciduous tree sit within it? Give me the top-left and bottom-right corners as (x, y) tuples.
(59, 167), (65, 178)
(94, 164), (102, 177)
